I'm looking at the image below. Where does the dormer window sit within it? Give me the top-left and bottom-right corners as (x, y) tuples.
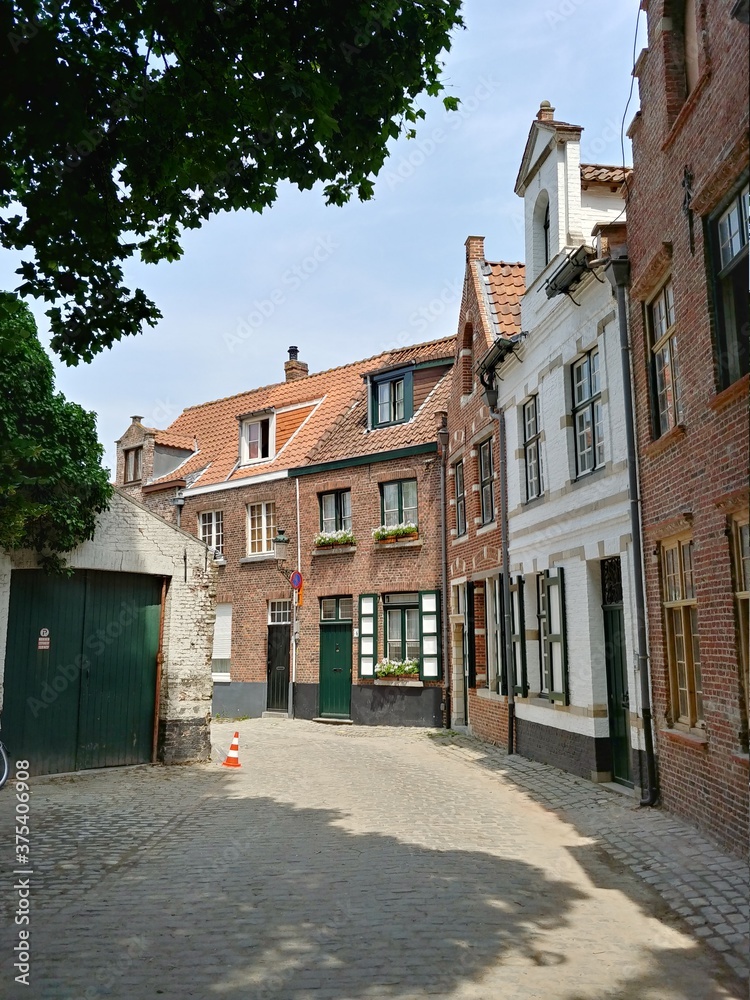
(379, 378), (404, 423)
(124, 447), (142, 483)
(371, 370), (413, 428)
(240, 414), (274, 465)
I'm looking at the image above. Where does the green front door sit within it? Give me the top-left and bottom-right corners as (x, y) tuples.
(319, 622), (352, 719)
(2, 569), (162, 775)
(601, 558), (632, 788)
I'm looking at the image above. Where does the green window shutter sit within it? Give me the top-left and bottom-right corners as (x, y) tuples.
(419, 590), (441, 680)
(545, 568), (568, 703)
(359, 594), (378, 677)
(403, 371), (414, 421)
(510, 576), (528, 696)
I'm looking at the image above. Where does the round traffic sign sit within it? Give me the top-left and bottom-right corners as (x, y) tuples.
(290, 571), (303, 591)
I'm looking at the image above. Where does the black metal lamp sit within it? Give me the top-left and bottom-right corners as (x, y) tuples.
(273, 528), (290, 565)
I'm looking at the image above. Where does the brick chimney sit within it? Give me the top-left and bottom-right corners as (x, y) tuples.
(537, 100), (555, 122)
(284, 345), (309, 381)
(465, 236), (485, 262)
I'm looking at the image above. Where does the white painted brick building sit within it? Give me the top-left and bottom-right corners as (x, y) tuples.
(480, 103), (645, 788)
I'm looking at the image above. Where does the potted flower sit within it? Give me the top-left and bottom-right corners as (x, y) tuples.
(375, 658), (420, 678)
(372, 521), (419, 543)
(314, 528), (356, 549)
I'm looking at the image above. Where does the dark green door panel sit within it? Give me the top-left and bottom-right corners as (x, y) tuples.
(2, 570), (86, 775)
(603, 604), (632, 787)
(76, 572), (161, 769)
(267, 624), (290, 711)
(2, 569), (162, 775)
(319, 623), (352, 718)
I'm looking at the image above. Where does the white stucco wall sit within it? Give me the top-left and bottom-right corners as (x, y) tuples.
(501, 157), (641, 755)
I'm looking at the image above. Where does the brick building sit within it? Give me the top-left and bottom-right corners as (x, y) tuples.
(446, 103), (654, 790)
(626, 0), (749, 855)
(116, 340), (454, 726)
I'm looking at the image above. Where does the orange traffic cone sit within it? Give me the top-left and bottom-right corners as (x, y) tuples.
(221, 731), (241, 768)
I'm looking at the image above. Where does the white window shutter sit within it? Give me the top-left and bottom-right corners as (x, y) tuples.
(212, 603), (232, 660)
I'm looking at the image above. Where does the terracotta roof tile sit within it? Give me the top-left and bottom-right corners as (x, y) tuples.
(145, 336), (456, 490)
(153, 430), (196, 451)
(580, 164), (633, 186)
(307, 368), (454, 466)
(483, 262), (526, 338)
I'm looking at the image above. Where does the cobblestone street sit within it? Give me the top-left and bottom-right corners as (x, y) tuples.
(0, 719), (747, 1000)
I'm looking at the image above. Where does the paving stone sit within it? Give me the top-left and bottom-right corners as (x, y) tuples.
(0, 719), (746, 999)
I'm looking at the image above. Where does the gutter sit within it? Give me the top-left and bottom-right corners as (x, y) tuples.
(605, 254), (659, 807)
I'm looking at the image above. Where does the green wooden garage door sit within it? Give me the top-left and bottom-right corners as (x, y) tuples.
(1, 569), (163, 775)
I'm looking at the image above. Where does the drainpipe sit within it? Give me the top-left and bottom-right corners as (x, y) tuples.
(489, 404), (515, 755)
(605, 254), (658, 806)
(436, 419), (451, 728)
(289, 477), (301, 720)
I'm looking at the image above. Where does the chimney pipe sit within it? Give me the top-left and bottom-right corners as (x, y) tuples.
(288, 345), (299, 361)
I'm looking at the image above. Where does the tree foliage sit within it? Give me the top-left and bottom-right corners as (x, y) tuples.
(0, 0), (463, 363)
(0, 293), (112, 569)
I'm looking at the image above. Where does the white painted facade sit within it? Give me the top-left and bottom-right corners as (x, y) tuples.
(492, 113), (643, 784)
(0, 489), (216, 762)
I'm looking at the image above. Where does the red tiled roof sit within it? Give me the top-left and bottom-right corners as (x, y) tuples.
(484, 262), (525, 339)
(154, 430), (196, 451)
(307, 364), (454, 466)
(580, 164), (633, 186)
(147, 336), (456, 489)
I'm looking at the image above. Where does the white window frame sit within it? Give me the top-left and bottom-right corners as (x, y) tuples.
(572, 348), (604, 477)
(240, 414), (275, 465)
(246, 501), (276, 554)
(522, 396), (544, 500)
(648, 279), (683, 437)
(199, 510), (224, 553)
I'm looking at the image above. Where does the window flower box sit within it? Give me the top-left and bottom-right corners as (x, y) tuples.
(375, 659), (419, 678)
(313, 529), (356, 548)
(372, 522), (419, 543)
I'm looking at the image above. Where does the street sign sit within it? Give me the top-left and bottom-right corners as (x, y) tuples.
(290, 571), (303, 591)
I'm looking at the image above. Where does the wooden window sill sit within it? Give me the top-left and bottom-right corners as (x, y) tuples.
(708, 373), (749, 412)
(239, 553), (275, 563)
(661, 727), (708, 750)
(645, 423), (686, 459)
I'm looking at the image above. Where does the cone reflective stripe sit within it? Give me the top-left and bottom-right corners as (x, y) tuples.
(221, 731), (241, 768)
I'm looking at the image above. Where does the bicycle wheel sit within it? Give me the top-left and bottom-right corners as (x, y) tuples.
(0, 742), (9, 790)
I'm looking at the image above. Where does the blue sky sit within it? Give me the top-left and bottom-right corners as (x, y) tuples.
(1, 0), (643, 474)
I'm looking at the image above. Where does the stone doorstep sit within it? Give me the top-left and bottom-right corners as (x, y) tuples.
(261, 711), (289, 720)
(312, 717), (353, 725)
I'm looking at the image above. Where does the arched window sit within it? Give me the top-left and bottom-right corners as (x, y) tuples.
(532, 190), (551, 279)
(460, 323), (474, 396)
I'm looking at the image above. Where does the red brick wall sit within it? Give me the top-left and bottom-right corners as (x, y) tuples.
(445, 243), (510, 741)
(628, 0), (749, 856)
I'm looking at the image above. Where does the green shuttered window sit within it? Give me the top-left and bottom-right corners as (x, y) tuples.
(419, 591), (441, 680)
(358, 594), (378, 677)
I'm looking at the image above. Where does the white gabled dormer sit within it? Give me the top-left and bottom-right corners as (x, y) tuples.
(239, 409), (275, 465)
(514, 101), (586, 286)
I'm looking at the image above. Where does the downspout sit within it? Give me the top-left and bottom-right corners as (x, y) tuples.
(605, 255), (658, 806)
(438, 425), (451, 728)
(490, 404), (515, 755)
(289, 476), (301, 719)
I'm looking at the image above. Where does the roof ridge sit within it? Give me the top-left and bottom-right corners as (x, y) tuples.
(173, 334), (457, 420)
(485, 260), (526, 268)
